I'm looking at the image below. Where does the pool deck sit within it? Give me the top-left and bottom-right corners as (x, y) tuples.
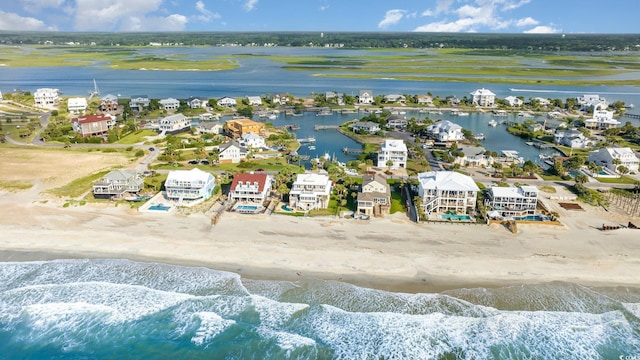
(138, 193), (175, 214)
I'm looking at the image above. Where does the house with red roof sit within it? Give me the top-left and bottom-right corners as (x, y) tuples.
(71, 114), (115, 138)
(228, 172), (273, 204)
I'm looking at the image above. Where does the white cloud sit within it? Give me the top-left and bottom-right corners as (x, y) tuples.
(502, 0), (531, 11)
(195, 0), (220, 22)
(421, 9), (434, 17)
(20, 0), (65, 12)
(378, 9), (406, 29)
(120, 14), (187, 31)
(435, 0), (454, 14)
(515, 17), (538, 27)
(524, 25), (560, 34)
(0, 10), (55, 31)
(319, 5), (329, 11)
(244, 0), (258, 11)
(72, 0), (191, 31)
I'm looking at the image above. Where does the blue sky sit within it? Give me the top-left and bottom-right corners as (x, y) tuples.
(1, 0), (638, 33)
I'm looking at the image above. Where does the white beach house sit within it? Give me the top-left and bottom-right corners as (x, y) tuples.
(34, 88), (60, 109)
(584, 103), (620, 130)
(377, 139), (407, 169)
(356, 173), (391, 217)
(358, 90), (374, 104)
(165, 168), (216, 204)
(92, 169), (144, 200)
(416, 171), (479, 217)
(158, 113), (191, 134)
(217, 96), (237, 108)
(427, 120), (465, 142)
(218, 141), (247, 164)
(589, 147), (639, 173)
(67, 97), (88, 114)
(228, 172), (273, 203)
(486, 185), (539, 218)
(239, 132), (267, 150)
(159, 98), (180, 111)
(289, 173), (333, 210)
(470, 88), (495, 107)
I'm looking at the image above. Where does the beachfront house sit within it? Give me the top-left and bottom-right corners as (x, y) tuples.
(224, 118), (265, 139)
(246, 96), (262, 107)
(356, 173), (391, 217)
(426, 120), (464, 142)
(486, 185), (539, 218)
(358, 90), (374, 104)
(289, 173), (333, 210)
(584, 103), (620, 130)
(416, 171), (479, 218)
(158, 113), (191, 134)
(554, 128), (594, 148)
(386, 115), (408, 130)
(470, 88), (495, 107)
(34, 88), (60, 109)
(187, 97), (209, 109)
(377, 139), (407, 169)
(589, 147), (639, 173)
(228, 172), (273, 203)
(196, 121), (223, 135)
(218, 141), (247, 164)
(100, 94), (119, 113)
(504, 96), (524, 107)
(130, 95), (150, 110)
(67, 97), (88, 114)
(351, 121), (381, 134)
(384, 94), (406, 104)
(453, 146), (494, 168)
(92, 169), (144, 200)
(239, 132), (267, 150)
(159, 98), (180, 111)
(217, 96), (237, 108)
(165, 168), (216, 204)
(71, 114), (115, 138)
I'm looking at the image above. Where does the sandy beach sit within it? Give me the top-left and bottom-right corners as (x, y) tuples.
(1, 174), (639, 293)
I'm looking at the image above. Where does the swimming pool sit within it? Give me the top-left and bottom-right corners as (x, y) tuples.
(514, 214), (551, 221)
(148, 204), (171, 211)
(236, 204), (260, 212)
(439, 213), (472, 221)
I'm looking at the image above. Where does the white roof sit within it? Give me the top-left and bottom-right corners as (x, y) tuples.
(166, 168), (212, 183)
(429, 120), (462, 132)
(294, 173), (330, 186)
(417, 171), (479, 192)
(241, 132), (262, 140)
(68, 97), (87, 106)
(381, 139), (407, 151)
(470, 88), (495, 96)
(160, 113), (188, 123)
(604, 147), (638, 158)
(490, 185), (538, 198)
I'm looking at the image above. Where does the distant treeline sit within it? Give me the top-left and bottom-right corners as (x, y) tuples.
(1, 31), (639, 52)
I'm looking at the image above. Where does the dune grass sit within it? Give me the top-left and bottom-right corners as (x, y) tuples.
(0, 180), (34, 192)
(46, 170), (110, 198)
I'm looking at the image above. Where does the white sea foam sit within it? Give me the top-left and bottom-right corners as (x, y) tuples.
(190, 312), (235, 346)
(257, 327), (317, 354)
(251, 295), (309, 328)
(622, 303), (640, 319)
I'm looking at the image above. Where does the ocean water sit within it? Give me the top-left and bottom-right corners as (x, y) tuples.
(0, 259), (639, 359)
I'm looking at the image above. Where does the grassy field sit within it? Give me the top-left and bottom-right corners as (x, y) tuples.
(114, 129), (158, 144)
(0, 179), (34, 192)
(45, 170), (110, 198)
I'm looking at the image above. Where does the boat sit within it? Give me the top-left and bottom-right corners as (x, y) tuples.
(268, 114), (277, 120)
(488, 119), (498, 127)
(292, 111), (304, 117)
(457, 112), (470, 116)
(298, 137), (316, 144)
(316, 110), (332, 116)
(473, 133), (485, 140)
(308, 145), (316, 150)
(525, 141), (535, 146)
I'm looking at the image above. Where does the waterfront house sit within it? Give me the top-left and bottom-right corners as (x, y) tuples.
(224, 118), (265, 139)
(218, 141), (247, 164)
(416, 95), (433, 106)
(239, 132), (267, 150)
(578, 94), (607, 111)
(217, 96), (237, 108)
(34, 88), (60, 109)
(358, 90), (374, 104)
(470, 88), (495, 107)
(386, 115), (408, 130)
(486, 185), (538, 218)
(427, 120), (464, 142)
(196, 121), (223, 135)
(453, 146), (494, 168)
(532, 97), (551, 107)
(159, 97), (180, 111)
(356, 173), (391, 217)
(289, 173), (333, 210)
(228, 172), (273, 203)
(187, 97), (209, 109)
(165, 168), (216, 204)
(589, 147), (639, 173)
(446, 96), (461, 106)
(130, 95), (150, 110)
(384, 94), (406, 104)
(246, 96), (262, 107)
(67, 97), (87, 114)
(584, 104), (620, 130)
(272, 93), (291, 105)
(71, 114), (115, 138)
(504, 96), (523, 107)
(416, 171), (479, 217)
(554, 128), (594, 148)
(377, 139), (407, 169)
(92, 169), (144, 200)
(158, 113), (191, 134)
(351, 121), (381, 134)
(325, 91), (344, 105)
(100, 94), (119, 113)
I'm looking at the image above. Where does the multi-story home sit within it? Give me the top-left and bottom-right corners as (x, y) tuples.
(577, 94), (607, 111)
(486, 185), (539, 218)
(217, 96), (237, 108)
(351, 121), (381, 134)
(187, 97), (208, 109)
(589, 147), (639, 173)
(67, 97), (87, 114)
(386, 115), (407, 130)
(584, 104), (620, 130)
(165, 168), (216, 203)
(196, 121), (223, 135)
(358, 90), (374, 104)
(100, 94), (119, 113)
(384, 94), (406, 104)
(239, 132), (266, 150)
(427, 120), (464, 142)
(377, 139), (407, 169)
(224, 118), (265, 139)
(218, 141), (247, 164)
(246, 96), (262, 107)
(289, 173), (333, 210)
(453, 146), (494, 168)
(272, 93), (290, 105)
(130, 95), (150, 110)
(470, 88), (495, 107)
(416, 95), (433, 106)
(416, 171), (479, 217)
(34, 88), (60, 108)
(504, 96), (523, 107)
(554, 128), (594, 148)
(228, 172), (273, 203)
(356, 173), (391, 217)
(159, 98), (180, 111)
(92, 169), (144, 199)
(71, 114), (115, 138)
(532, 97), (551, 107)
(158, 113), (191, 134)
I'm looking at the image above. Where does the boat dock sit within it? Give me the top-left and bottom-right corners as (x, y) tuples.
(526, 139), (554, 149)
(314, 125), (339, 131)
(298, 137), (316, 144)
(624, 113), (640, 119)
(343, 147), (363, 155)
